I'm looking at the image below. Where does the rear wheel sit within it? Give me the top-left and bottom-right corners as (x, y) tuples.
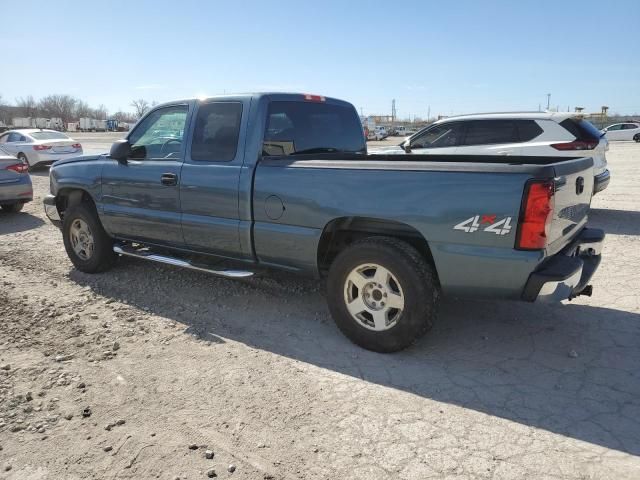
(17, 153), (30, 170)
(1, 203), (24, 213)
(62, 203), (117, 273)
(327, 237), (440, 353)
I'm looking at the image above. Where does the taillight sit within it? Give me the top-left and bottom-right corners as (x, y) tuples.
(303, 94), (326, 102)
(72, 143), (82, 149)
(5, 163), (29, 174)
(33, 145), (52, 151)
(516, 180), (555, 250)
(551, 140), (598, 150)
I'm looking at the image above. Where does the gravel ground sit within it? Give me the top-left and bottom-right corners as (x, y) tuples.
(0, 140), (639, 479)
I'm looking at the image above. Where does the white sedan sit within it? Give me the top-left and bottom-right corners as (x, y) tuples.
(0, 129), (83, 169)
(602, 122), (640, 142)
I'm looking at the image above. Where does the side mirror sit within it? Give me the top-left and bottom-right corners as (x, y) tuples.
(109, 139), (131, 163)
(401, 140), (412, 153)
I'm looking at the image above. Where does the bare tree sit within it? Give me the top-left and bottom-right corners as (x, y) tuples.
(74, 100), (92, 119)
(130, 99), (150, 118)
(38, 94), (77, 123)
(113, 111), (137, 123)
(0, 95), (10, 126)
(15, 95), (38, 117)
(94, 104), (108, 120)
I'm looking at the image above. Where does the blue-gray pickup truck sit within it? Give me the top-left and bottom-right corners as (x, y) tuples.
(44, 93), (604, 352)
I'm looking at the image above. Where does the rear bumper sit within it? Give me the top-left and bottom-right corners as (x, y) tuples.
(43, 194), (62, 228)
(29, 150), (83, 167)
(522, 228), (604, 302)
(0, 178), (33, 204)
(593, 169), (610, 194)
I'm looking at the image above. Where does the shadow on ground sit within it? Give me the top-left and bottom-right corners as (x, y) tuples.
(0, 211), (45, 235)
(590, 208), (640, 236)
(69, 257), (640, 457)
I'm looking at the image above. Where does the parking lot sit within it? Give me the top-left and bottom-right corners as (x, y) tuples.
(1, 138), (639, 479)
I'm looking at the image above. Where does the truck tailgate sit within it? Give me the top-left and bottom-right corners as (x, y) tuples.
(545, 157), (594, 255)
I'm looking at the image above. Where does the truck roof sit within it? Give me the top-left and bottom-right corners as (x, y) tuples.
(154, 92), (353, 108)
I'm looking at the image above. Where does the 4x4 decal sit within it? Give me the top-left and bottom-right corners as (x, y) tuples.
(454, 215), (513, 235)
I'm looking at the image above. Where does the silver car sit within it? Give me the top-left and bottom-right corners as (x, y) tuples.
(0, 129), (83, 169)
(0, 145), (32, 212)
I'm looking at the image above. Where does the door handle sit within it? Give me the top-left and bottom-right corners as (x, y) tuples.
(160, 173), (178, 186)
(497, 150), (513, 155)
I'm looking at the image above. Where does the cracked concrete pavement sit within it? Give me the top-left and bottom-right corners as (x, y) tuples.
(0, 136), (638, 479)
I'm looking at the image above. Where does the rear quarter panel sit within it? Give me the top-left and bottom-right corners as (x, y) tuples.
(253, 160), (544, 299)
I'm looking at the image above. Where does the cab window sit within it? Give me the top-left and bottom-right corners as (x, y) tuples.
(190, 102), (242, 161)
(128, 105), (188, 160)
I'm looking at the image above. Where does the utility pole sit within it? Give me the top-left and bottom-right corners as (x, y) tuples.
(427, 105), (431, 121)
(546, 93), (551, 110)
(391, 99), (396, 123)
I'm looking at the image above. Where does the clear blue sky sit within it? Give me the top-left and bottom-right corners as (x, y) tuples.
(3, 0), (639, 119)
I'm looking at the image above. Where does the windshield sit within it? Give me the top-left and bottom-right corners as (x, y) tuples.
(30, 131), (70, 140)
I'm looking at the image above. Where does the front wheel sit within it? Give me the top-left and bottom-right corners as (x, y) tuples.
(327, 237), (440, 353)
(62, 203), (117, 273)
(634, 134), (640, 143)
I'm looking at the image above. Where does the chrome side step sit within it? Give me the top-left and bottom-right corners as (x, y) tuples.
(113, 245), (254, 278)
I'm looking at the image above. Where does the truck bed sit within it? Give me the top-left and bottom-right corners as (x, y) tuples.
(252, 155), (594, 298)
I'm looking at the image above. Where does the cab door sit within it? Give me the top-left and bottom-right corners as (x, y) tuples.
(100, 104), (191, 246)
(179, 99), (250, 259)
(604, 124), (625, 141)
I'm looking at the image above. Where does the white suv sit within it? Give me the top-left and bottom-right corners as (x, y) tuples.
(377, 112), (610, 193)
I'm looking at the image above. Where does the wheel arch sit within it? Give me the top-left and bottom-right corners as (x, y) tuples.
(55, 187), (97, 218)
(317, 216), (439, 281)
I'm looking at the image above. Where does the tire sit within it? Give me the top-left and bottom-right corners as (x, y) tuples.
(1, 203), (24, 213)
(62, 202), (117, 273)
(17, 153), (31, 170)
(634, 134), (640, 143)
(327, 237), (440, 353)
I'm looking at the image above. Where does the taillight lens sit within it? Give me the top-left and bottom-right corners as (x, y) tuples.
(6, 163), (29, 174)
(72, 143), (82, 149)
(551, 140), (598, 150)
(33, 145), (52, 151)
(516, 180), (555, 250)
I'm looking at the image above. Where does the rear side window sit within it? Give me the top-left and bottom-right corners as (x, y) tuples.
(463, 120), (518, 146)
(515, 120), (543, 142)
(263, 101), (365, 156)
(191, 102), (242, 161)
(623, 123), (639, 130)
(560, 118), (601, 140)
(7, 133), (25, 142)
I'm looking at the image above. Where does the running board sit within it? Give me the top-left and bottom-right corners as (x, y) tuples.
(113, 245), (254, 278)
